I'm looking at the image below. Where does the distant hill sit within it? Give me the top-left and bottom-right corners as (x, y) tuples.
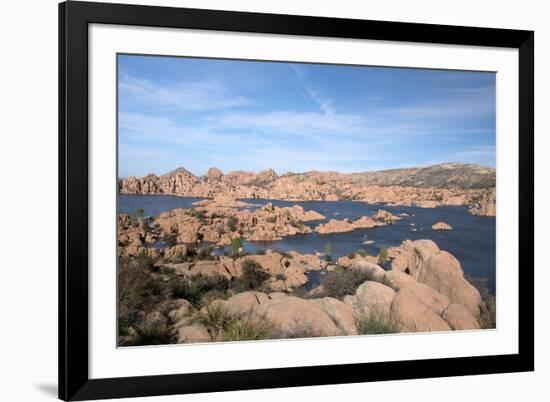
(350, 163), (495, 189)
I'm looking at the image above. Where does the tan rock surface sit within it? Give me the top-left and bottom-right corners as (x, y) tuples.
(345, 281), (396, 319)
(432, 221), (453, 230)
(442, 304), (481, 330)
(390, 288), (451, 332)
(419, 251), (482, 318)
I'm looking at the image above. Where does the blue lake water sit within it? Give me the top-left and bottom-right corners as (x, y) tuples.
(118, 194), (496, 292)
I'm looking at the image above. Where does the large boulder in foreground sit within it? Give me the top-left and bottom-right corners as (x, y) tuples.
(351, 260), (386, 282)
(388, 239), (440, 279)
(442, 304), (480, 330)
(253, 295), (353, 337)
(387, 239), (482, 319)
(176, 324), (211, 343)
(390, 288), (451, 332)
(344, 281), (396, 319)
(221, 292), (356, 337)
(383, 270), (450, 315)
(419, 251), (482, 318)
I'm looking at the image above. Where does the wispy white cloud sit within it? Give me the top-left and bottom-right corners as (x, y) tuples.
(119, 112), (269, 148)
(304, 86), (335, 115)
(449, 145), (496, 160)
(210, 111), (364, 138)
(288, 64), (335, 115)
(119, 73), (251, 112)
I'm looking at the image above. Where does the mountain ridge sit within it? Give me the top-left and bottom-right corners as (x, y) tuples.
(149, 162), (495, 190)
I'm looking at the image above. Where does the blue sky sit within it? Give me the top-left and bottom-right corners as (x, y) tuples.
(118, 54), (496, 178)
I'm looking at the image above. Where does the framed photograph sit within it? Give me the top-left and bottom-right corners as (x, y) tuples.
(59, 1), (534, 400)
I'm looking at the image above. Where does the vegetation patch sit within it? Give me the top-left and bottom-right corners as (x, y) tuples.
(356, 312), (396, 335)
(378, 247), (389, 266)
(318, 267), (370, 299)
(465, 275), (496, 329)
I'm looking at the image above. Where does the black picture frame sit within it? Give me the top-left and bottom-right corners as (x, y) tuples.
(59, 1), (534, 400)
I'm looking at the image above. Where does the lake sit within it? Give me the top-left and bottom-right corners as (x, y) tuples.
(118, 194), (496, 293)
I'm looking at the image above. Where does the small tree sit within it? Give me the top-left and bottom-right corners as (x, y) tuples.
(231, 237), (243, 254)
(378, 247), (389, 266)
(238, 259), (270, 290)
(325, 242), (333, 262)
(135, 208), (145, 219)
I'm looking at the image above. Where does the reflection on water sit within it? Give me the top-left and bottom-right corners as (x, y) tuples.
(118, 194), (496, 292)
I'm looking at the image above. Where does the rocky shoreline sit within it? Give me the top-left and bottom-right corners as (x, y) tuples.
(118, 163), (496, 217)
(117, 201), (496, 346)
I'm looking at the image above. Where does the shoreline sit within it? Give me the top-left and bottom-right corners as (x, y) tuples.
(117, 192), (497, 217)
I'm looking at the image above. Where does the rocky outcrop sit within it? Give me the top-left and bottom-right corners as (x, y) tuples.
(469, 189), (496, 217)
(206, 167), (223, 181)
(383, 270), (450, 315)
(344, 281), (396, 319)
(161, 259), (237, 280)
(372, 209), (402, 223)
(192, 194), (250, 208)
(315, 215), (384, 234)
(315, 219), (355, 234)
(336, 254), (378, 268)
(217, 292), (357, 337)
(390, 288), (452, 332)
(432, 221), (453, 230)
(118, 164), (496, 213)
(350, 260), (386, 282)
(419, 251), (482, 318)
(442, 304), (480, 330)
(146, 203), (324, 246)
(154, 250), (322, 290)
(386, 240), (482, 318)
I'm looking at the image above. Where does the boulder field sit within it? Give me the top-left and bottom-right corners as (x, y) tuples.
(163, 239), (484, 342)
(117, 203), (400, 250)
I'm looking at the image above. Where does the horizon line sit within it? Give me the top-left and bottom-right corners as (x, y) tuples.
(117, 161), (495, 179)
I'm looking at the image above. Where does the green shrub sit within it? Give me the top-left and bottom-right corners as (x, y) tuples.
(222, 317), (274, 341)
(332, 265), (344, 274)
(168, 253), (186, 264)
(169, 274), (230, 307)
(189, 208), (207, 223)
(378, 247), (389, 265)
(118, 257), (170, 340)
(465, 275), (496, 329)
(127, 319), (174, 346)
(231, 237), (243, 254)
(356, 313), (396, 335)
(194, 302), (236, 340)
(325, 242), (333, 262)
(237, 259), (270, 290)
(319, 267), (369, 299)
(355, 249), (367, 257)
